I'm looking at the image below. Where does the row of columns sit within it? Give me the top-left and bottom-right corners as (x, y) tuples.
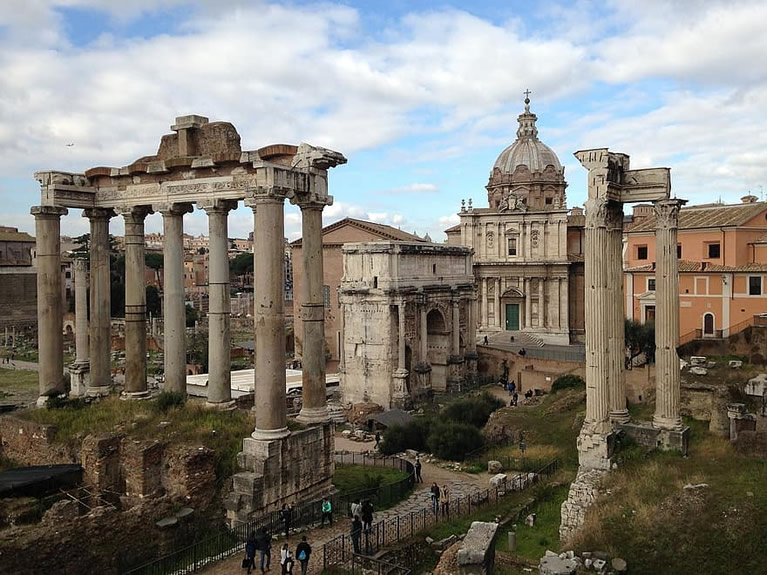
(478, 276), (568, 330)
(32, 192), (331, 433)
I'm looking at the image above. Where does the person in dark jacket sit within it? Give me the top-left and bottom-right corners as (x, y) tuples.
(295, 535), (311, 575)
(245, 532), (257, 574)
(256, 527), (271, 573)
(360, 499), (374, 532)
(279, 503), (293, 537)
(350, 515), (362, 554)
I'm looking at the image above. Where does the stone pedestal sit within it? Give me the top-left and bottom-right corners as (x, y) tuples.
(576, 430), (616, 471)
(391, 368), (411, 409)
(618, 421), (690, 455)
(31, 205), (67, 401)
(456, 521), (499, 575)
(225, 423), (335, 526)
(69, 361), (90, 397)
(727, 403), (757, 442)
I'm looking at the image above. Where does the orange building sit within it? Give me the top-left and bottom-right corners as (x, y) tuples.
(624, 196), (767, 341)
(291, 217), (425, 372)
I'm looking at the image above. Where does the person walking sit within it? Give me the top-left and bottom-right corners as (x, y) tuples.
(374, 431), (381, 450)
(320, 497), (333, 526)
(360, 499), (374, 532)
(257, 527), (271, 573)
(279, 503), (293, 538)
(245, 532), (257, 574)
(414, 456), (423, 483)
(441, 484), (450, 519)
(280, 543), (294, 575)
(350, 515), (362, 554)
(295, 535), (311, 575)
(350, 498), (362, 519)
(430, 482), (440, 514)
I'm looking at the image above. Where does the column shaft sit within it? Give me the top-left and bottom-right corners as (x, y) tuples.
(653, 199), (685, 430)
(452, 299), (461, 355)
(481, 278), (488, 328)
(467, 293), (477, 354)
(122, 207), (150, 396)
(86, 209), (113, 394)
(252, 194), (289, 439)
(609, 206), (629, 423)
(298, 204), (329, 423)
(583, 198), (613, 434)
(538, 278), (545, 328)
(31, 206), (67, 399)
(73, 258), (89, 364)
(205, 202), (236, 406)
(494, 278), (501, 328)
(161, 206), (190, 395)
(398, 302), (407, 369)
(420, 304), (428, 361)
(524, 278), (532, 329)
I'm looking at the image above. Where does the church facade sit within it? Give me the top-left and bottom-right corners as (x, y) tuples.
(446, 97), (584, 345)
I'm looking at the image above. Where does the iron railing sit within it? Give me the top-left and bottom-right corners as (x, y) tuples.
(121, 453), (414, 575)
(321, 459), (559, 572)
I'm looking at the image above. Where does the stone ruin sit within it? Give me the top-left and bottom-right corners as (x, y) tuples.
(560, 148), (689, 540)
(30, 115), (347, 525)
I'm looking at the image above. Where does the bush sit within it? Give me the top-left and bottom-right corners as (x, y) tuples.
(551, 374), (585, 393)
(155, 391), (185, 413)
(379, 417), (431, 455)
(46, 395), (87, 410)
(427, 421), (484, 461)
(442, 392), (505, 428)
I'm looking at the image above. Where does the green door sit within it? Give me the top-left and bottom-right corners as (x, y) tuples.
(505, 304), (519, 331)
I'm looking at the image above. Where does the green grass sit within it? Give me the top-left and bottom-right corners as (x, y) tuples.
(0, 368), (39, 398)
(333, 464), (413, 509)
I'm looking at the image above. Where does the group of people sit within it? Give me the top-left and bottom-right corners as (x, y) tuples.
(244, 530), (312, 575)
(429, 482), (451, 517)
(349, 498), (375, 553)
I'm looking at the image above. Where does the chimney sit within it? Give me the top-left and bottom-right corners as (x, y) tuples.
(632, 204), (653, 220)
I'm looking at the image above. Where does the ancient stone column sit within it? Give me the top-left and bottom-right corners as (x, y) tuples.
(392, 299), (409, 406)
(296, 200), (329, 423)
(159, 203), (192, 395)
(73, 258), (89, 364)
(85, 208), (113, 395)
(452, 298), (461, 355)
(481, 278), (488, 328)
(608, 205), (629, 424)
(202, 200), (237, 408)
(467, 294), (477, 354)
(420, 303), (428, 361)
(538, 278), (545, 328)
(31, 206), (67, 402)
(494, 278), (501, 328)
(653, 199), (686, 431)
(121, 206), (152, 398)
(250, 190), (290, 439)
(583, 197), (614, 435)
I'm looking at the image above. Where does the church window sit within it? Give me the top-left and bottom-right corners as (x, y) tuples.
(508, 238), (518, 256)
(637, 245), (648, 260)
(707, 242), (721, 259)
(647, 278), (656, 291)
(749, 276), (762, 296)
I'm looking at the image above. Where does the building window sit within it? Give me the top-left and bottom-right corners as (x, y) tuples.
(647, 278), (656, 291)
(707, 242), (721, 259)
(545, 197), (553, 205)
(637, 245), (648, 260)
(677, 244), (682, 259)
(508, 238), (517, 256)
(432, 264), (437, 274)
(323, 285), (331, 309)
(749, 276), (762, 296)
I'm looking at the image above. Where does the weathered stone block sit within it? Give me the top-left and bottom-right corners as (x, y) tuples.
(456, 521), (499, 575)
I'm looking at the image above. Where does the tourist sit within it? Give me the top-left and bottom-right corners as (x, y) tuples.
(320, 497), (333, 526)
(483, 335), (488, 345)
(257, 527), (272, 573)
(440, 485), (450, 518)
(245, 532), (257, 574)
(512, 391), (519, 407)
(414, 456), (423, 482)
(280, 543), (294, 575)
(360, 499), (374, 532)
(350, 498), (362, 519)
(374, 431), (381, 449)
(430, 482), (441, 513)
(518, 347), (526, 357)
(279, 503), (292, 538)
(525, 389), (533, 399)
(509, 379), (516, 394)
(350, 515), (362, 554)
(295, 535), (311, 575)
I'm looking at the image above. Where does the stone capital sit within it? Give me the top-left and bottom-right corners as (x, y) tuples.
(82, 207), (115, 221)
(291, 192), (333, 210)
(198, 199), (238, 214)
(115, 205), (153, 221)
(72, 257), (88, 272)
(31, 205), (68, 218)
(654, 198), (686, 230)
(154, 202), (194, 217)
(244, 185), (290, 208)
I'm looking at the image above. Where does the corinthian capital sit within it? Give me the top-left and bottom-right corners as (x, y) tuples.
(654, 199), (686, 229)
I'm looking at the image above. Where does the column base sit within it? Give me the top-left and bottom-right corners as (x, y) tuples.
(652, 414), (684, 431)
(296, 406), (329, 425)
(86, 386), (111, 397)
(576, 428), (616, 471)
(251, 426), (291, 441)
(36, 396), (51, 408)
(205, 400), (237, 411)
(121, 390), (151, 401)
(610, 409), (630, 425)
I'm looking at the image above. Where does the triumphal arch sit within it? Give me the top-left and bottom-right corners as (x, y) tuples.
(32, 115), (346, 520)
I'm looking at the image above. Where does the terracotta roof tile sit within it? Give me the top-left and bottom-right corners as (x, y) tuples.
(626, 202), (767, 233)
(291, 217), (426, 246)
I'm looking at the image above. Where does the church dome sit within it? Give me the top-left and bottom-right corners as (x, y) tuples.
(492, 97), (562, 174)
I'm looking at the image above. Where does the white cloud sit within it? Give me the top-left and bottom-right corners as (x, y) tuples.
(379, 183), (438, 194)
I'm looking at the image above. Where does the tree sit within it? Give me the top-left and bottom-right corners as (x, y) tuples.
(70, 233), (91, 261)
(230, 252), (254, 277)
(185, 304), (200, 328)
(146, 285), (161, 317)
(145, 252), (164, 290)
(625, 319), (655, 368)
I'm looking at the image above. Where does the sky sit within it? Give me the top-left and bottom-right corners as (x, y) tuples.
(1, 0), (767, 242)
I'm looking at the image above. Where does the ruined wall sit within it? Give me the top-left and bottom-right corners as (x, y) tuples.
(680, 382), (729, 437)
(477, 347), (584, 392)
(0, 416), (75, 465)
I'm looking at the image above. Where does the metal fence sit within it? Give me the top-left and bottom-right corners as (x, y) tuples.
(328, 554), (411, 575)
(321, 459), (559, 572)
(122, 453), (414, 575)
